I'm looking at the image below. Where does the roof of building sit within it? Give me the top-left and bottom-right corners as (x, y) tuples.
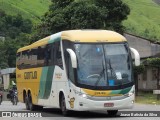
(0, 68), (16, 75)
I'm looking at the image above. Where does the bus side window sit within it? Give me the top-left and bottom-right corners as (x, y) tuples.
(37, 46), (45, 67)
(30, 48), (37, 67)
(44, 45), (51, 66)
(21, 50), (29, 69)
(16, 52), (21, 69)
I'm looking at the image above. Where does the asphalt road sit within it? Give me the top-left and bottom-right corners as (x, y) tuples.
(0, 101), (160, 120)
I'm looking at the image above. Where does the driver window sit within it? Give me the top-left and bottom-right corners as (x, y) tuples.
(65, 51), (75, 83)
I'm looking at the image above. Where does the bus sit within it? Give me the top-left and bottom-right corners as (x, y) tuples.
(16, 30), (140, 116)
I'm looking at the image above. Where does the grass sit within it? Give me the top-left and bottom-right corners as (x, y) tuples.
(0, 0), (160, 41)
(135, 91), (160, 105)
(123, 0), (160, 41)
(0, 0), (51, 23)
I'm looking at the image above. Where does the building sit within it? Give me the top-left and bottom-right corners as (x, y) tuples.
(125, 33), (160, 91)
(0, 68), (16, 90)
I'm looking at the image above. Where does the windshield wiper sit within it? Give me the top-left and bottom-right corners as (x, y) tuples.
(108, 59), (116, 78)
(94, 57), (106, 88)
(107, 59), (120, 85)
(124, 43), (131, 70)
(94, 68), (105, 88)
(127, 55), (130, 70)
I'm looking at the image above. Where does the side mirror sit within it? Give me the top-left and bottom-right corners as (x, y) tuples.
(66, 49), (77, 68)
(130, 47), (140, 66)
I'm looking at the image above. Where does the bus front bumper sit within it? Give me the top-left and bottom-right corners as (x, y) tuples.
(74, 94), (134, 111)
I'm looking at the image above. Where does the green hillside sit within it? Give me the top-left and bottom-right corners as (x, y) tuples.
(0, 0), (160, 41)
(0, 0), (51, 23)
(123, 0), (160, 41)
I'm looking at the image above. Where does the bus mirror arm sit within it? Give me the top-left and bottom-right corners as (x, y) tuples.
(66, 49), (77, 68)
(130, 47), (140, 66)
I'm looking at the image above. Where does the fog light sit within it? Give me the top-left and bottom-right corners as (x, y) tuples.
(79, 102), (83, 106)
(132, 100), (134, 104)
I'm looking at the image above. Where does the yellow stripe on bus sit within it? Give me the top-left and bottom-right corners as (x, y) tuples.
(82, 88), (122, 97)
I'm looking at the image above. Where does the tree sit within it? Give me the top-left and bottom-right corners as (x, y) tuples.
(94, 0), (130, 34)
(21, 19), (32, 33)
(0, 10), (33, 68)
(33, 0), (130, 41)
(0, 40), (8, 69)
(50, 0), (74, 8)
(12, 14), (23, 27)
(66, 1), (104, 29)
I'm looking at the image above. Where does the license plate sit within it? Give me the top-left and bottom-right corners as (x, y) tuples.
(104, 103), (114, 107)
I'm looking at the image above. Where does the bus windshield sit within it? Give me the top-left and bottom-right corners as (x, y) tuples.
(74, 43), (132, 88)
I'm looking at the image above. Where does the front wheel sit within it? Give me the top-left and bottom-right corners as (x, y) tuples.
(107, 110), (118, 116)
(28, 93), (38, 111)
(60, 95), (69, 116)
(28, 94), (34, 111)
(25, 95), (30, 110)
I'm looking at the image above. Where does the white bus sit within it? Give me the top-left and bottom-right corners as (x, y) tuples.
(16, 30), (140, 116)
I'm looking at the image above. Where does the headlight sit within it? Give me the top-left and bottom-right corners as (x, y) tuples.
(124, 92), (134, 97)
(73, 89), (88, 98)
(124, 88), (135, 97)
(82, 94), (87, 98)
(79, 93), (88, 98)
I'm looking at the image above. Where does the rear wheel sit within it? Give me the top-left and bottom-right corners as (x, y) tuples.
(28, 93), (37, 111)
(25, 95), (30, 110)
(107, 110), (118, 116)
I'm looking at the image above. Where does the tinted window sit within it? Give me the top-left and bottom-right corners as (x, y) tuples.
(17, 44), (53, 69)
(54, 42), (63, 69)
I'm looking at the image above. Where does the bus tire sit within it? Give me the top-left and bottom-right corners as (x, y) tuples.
(107, 110), (118, 116)
(60, 94), (69, 116)
(28, 93), (36, 111)
(25, 95), (30, 110)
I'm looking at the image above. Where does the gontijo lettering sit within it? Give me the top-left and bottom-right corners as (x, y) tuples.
(24, 71), (37, 79)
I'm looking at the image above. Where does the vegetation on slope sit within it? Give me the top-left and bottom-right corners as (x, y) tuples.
(0, 0), (51, 23)
(0, 9), (33, 68)
(123, 0), (160, 41)
(0, 0), (160, 41)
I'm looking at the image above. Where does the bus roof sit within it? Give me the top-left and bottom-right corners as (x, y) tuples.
(17, 30), (126, 52)
(61, 30), (126, 42)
